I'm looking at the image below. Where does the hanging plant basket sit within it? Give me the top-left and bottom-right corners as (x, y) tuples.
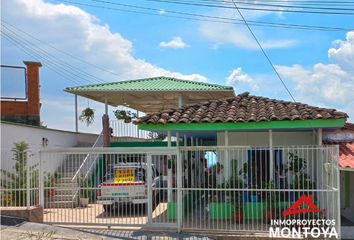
(79, 107), (95, 126)
(114, 110), (137, 123)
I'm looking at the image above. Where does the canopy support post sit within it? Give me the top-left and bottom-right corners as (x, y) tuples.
(75, 94), (78, 133)
(102, 97), (110, 147)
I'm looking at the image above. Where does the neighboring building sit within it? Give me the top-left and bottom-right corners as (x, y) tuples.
(324, 123), (354, 224)
(1, 61), (42, 126)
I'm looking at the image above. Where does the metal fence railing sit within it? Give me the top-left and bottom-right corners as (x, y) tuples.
(0, 146), (39, 207)
(0, 145), (341, 236)
(110, 120), (166, 142)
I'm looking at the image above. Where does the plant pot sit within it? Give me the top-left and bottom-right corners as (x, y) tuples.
(233, 210), (243, 223)
(264, 209), (276, 223)
(49, 189), (56, 197)
(80, 197), (89, 207)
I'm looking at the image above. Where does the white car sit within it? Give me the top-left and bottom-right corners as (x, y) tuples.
(97, 163), (164, 212)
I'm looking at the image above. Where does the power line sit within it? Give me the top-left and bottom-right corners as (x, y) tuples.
(2, 24), (109, 84)
(2, 29), (104, 85)
(142, 0), (354, 15)
(1, 20), (122, 78)
(230, 0), (296, 102)
(56, 0), (353, 32)
(149, 0), (354, 10)
(2, 34), (84, 85)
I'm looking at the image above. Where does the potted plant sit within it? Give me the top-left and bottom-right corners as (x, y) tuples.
(288, 152), (306, 173)
(114, 110), (137, 123)
(233, 205), (244, 223)
(79, 107), (95, 126)
(79, 176), (92, 207)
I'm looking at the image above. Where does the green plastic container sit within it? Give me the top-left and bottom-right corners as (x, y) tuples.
(208, 203), (235, 219)
(167, 202), (177, 219)
(244, 202), (266, 220)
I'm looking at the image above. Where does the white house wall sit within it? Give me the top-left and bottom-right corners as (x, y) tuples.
(217, 131), (316, 147)
(0, 122), (98, 173)
(216, 131), (319, 189)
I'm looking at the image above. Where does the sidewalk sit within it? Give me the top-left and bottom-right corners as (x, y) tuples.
(0, 216), (211, 240)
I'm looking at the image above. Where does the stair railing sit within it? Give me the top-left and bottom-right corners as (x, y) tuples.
(71, 132), (103, 200)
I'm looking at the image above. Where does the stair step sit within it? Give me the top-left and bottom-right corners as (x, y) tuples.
(54, 189), (76, 195)
(45, 200), (78, 208)
(55, 183), (79, 188)
(52, 194), (78, 201)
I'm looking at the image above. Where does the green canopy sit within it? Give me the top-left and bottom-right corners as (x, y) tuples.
(65, 76), (235, 113)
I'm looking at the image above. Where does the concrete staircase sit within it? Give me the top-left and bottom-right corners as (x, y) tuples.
(45, 133), (103, 209)
(45, 156), (83, 208)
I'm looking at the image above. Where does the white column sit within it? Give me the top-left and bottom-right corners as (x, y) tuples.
(184, 135), (187, 146)
(75, 94), (78, 132)
(176, 132), (179, 147)
(318, 128), (323, 146)
(176, 148), (183, 232)
(269, 130), (274, 181)
(167, 130), (172, 202)
(39, 151), (44, 208)
(178, 95), (185, 108)
(224, 131), (230, 180)
(147, 154), (152, 224)
(167, 130), (172, 147)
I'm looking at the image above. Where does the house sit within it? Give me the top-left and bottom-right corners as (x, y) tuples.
(324, 123), (354, 226)
(1, 76), (349, 237)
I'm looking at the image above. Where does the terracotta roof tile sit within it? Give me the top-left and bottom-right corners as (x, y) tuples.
(136, 92), (348, 124)
(326, 142), (354, 169)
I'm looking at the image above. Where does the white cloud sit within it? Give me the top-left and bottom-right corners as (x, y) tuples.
(199, 6), (296, 50)
(158, 9), (166, 15)
(200, 22), (296, 50)
(328, 31), (354, 70)
(159, 36), (190, 49)
(1, 0), (208, 132)
(276, 31), (354, 120)
(2, 0), (205, 82)
(226, 67), (259, 90)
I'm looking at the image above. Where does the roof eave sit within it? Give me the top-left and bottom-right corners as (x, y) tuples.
(138, 119), (347, 131)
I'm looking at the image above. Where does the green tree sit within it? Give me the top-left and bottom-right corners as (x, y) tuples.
(1, 141), (38, 206)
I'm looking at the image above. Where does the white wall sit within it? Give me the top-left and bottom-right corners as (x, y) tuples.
(0, 122), (99, 172)
(217, 131), (316, 146)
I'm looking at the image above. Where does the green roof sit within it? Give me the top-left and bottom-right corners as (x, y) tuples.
(65, 76), (233, 92)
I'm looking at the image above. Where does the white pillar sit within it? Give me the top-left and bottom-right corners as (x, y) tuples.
(167, 131), (172, 147)
(176, 132), (179, 147)
(167, 130), (172, 202)
(269, 130), (274, 181)
(75, 94), (78, 132)
(147, 154), (152, 223)
(224, 131), (230, 180)
(184, 135), (187, 146)
(178, 95), (185, 108)
(318, 128), (323, 146)
(176, 148), (183, 232)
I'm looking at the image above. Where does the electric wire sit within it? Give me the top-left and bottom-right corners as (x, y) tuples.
(56, 0), (354, 32)
(230, 0), (296, 102)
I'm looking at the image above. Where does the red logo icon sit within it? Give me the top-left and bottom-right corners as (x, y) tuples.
(283, 195), (325, 217)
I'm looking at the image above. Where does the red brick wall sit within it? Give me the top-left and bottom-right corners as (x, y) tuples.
(1, 61), (42, 125)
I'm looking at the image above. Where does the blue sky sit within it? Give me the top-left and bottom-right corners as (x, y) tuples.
(2, 0), (354, 133)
